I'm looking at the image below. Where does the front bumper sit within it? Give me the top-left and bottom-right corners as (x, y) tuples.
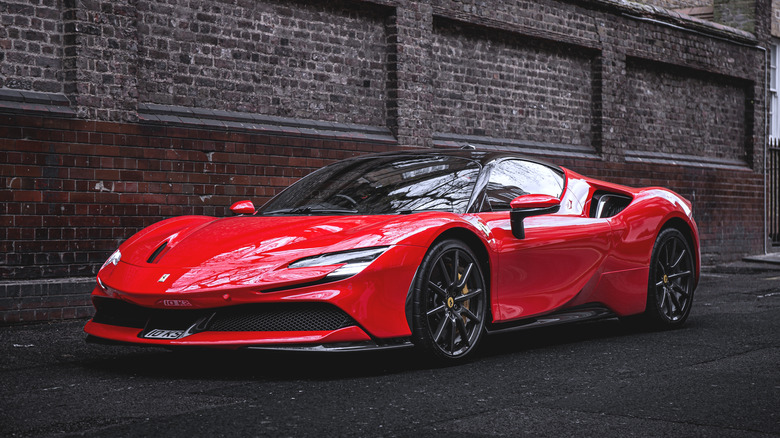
(84, 298), (374, 348)
(84, 321), (375, 349)
(84, 244), (427, 348)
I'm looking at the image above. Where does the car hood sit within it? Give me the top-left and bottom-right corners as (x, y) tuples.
(123, 214), (441, 268)
(101, 213), (451, 295)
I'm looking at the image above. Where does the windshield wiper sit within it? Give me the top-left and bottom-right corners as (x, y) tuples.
(263, 206), (358, 215)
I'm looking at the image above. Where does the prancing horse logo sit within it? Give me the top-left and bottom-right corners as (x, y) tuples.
(158, 274), (170, 283)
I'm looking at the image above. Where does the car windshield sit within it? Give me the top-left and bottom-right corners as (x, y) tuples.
(259, 154), (481, 215)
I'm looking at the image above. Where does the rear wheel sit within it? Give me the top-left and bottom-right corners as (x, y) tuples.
(641, 228), (695, 329)
(411, 239), (487, 362)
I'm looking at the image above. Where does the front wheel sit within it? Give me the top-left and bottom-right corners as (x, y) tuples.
(411, 239), (488, 362)
(641, 228), (696, 329)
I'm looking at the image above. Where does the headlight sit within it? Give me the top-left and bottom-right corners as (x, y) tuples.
(101, 249), (121, 270)
(288, 246), (388, 281)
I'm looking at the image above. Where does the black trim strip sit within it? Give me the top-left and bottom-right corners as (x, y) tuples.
(243, 338), (413, 352)
(486, 304), (615, 335)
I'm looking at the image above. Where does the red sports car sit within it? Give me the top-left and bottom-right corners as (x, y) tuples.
(85, 149), (699, 362)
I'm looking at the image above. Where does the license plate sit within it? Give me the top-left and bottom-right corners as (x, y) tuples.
(144, 329), (185, 339)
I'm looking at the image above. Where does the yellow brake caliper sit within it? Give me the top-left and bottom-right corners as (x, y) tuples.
(459, 273), (470, 323)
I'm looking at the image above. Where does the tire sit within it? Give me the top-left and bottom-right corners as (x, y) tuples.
(411, 239), (488, 362)
(640, 228), (696, 329)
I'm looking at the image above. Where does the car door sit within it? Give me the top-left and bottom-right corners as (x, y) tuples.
(476, 159), (614, 322)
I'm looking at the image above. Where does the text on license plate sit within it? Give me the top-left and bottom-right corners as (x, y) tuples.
(144, 329), (185, 339)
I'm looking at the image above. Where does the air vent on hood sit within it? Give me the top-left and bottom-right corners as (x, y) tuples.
(147, 241), (169, 264)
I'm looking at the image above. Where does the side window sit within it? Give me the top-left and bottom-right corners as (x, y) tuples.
(485, 160), (564, 211)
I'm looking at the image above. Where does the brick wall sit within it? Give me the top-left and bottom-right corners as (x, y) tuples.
(0, 0), (64, 92)
(0, 0), (770, 324)
(624, 59), (749, 161)
(63, 0), (139, 121)
(431, 18), (595, 147)
(137, 0), (391, 126)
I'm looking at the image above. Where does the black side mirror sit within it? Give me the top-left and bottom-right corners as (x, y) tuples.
(509, 195), (561, 239)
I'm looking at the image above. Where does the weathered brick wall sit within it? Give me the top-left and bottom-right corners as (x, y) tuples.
(388, 0), (435, 147)
(624, 60), (749, 160)
(0, 0), (63, 92)
(0, 0), (770, 324)
(137, 0), (391, 126)
(431, 18), (595, 146)
(62, 0), (139, 121)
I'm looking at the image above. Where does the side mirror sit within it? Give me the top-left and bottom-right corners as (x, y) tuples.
(230, 200), (256, 215)
(509, 194), (560, 239)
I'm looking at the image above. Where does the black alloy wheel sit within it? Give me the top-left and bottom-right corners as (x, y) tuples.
(411, 239), (487, 362)
(644, 228), (695, 328)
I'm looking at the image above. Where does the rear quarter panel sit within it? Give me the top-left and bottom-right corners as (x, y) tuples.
(569, 187), (700, 316)
(606, 188), (699, 273)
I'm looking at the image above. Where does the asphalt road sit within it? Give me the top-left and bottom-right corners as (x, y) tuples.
(2, 266), (779, 437)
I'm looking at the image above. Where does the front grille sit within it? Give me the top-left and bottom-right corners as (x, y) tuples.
(207, 303), (357, 332)
(91, 298), (357, 333)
